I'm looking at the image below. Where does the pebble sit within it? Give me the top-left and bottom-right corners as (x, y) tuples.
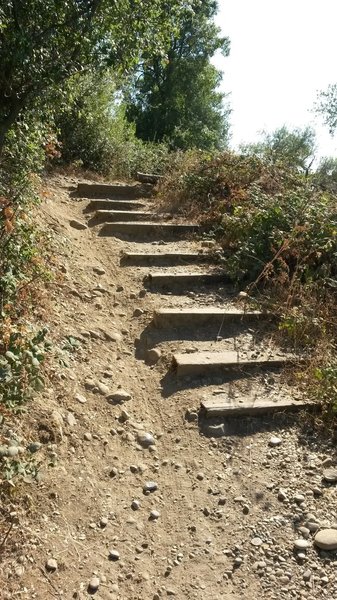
(133, 308), (144, 317)
(83, 432), (92, 441)
(100, 517), (108, 528)
(269, 436), (282, 447)
(88, 577), (100, 592)
(143, 481), (158, 493)
(46, 558), (58, 572)
(93, 266), (106, 275)
(97, 382), (110, 396)
(278, 489), (287, 501)
(7, 446), (19, 457)
(75, 393), (87, 404)
(27, 442), (42, 453)
(109, 549), (120, 561)
(132, 500), (141, 510)
(108, 389), (132, 404)
(314, 529), (337, 550)
(294, 539), (310, 550)
(137, 432), (155, 448)
(251, 537), (263, 547)
(66, 412), (76, 427)
(323, 468), (337, 483)
(150, 510), (160, 520)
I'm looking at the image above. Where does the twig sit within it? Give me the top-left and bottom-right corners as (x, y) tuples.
(0, 520), (13, 550)
(38, 567), (61, 598)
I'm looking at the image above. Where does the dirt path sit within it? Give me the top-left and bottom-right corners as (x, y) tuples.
(2, 174), (337, 600)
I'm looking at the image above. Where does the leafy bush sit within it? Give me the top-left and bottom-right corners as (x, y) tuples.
(55, 74), (172, 178)
(0, 113), (53, 409)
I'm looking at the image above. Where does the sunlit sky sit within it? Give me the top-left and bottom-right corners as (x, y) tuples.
(213, 0), (337, 158)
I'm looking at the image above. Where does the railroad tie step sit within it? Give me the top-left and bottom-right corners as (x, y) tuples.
(153, 307), (265, 328)
(85, 199), (147, 212)
(201, 396), (315, 418)
(120, 251), (212, 267)
(77, 182), (152, 199)
(145, 270), (229, 289)
(172, 351), (297, 377)
(94, 210), (160, 223)
(99, 221), (199, 238)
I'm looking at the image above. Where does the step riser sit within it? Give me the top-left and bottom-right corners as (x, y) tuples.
(175, 359), (291, 377)
(153, 313), (263, 328)
(77, 183), (152, 199)
(85, 200), (147, 212)
(146, 273), (229, 290)
(201, 399), (313, 418)
(95, 211), (158, 223)
(120, 253), (211, 267)
(100, 223), (199, 239)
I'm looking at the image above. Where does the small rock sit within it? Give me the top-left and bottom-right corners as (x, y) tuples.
(137, 432), (155, 448)
(108, 389), (132, 404)
(294, 539), (310, 551)
(269, 436), (282, 447)
(322, 457), (333, 468)
(109, 549), (120, 561)
(45, 558), (58, 572)
(133, 308), (144, 317)
(131, 499), (141, 511)
(97, 382), (110, 396)
(116, 285), (124, 292)
(75, 393), (87, 404)
(69, 219), (88, 230)
(251, 537), (263, 547)
(83, 432), (92, 441)
(66, 412), (76, 427)
(234, 557), (243, 567)
(278, 489), (287, 502)
(314, 529), (337, 550)
(303, 570), (312, 581)
(323, 468), (337, 483)
(149, 510), (160, 520)
(100, 517), (108, 528)
(143, 481), (158, 494)
(93, 266), (106, 275)
(147, 348), (162, 365)
(84, 379), (96, 390)
(196, 472), (204, 481)
(88, 577), (100, 592)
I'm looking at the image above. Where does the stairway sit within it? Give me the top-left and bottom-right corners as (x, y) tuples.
(79, 179), (308, 418)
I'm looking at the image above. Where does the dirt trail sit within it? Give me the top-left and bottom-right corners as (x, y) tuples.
(2, 174), (337, 600)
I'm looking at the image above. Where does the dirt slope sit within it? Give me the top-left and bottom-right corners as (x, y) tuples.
(2, 173), (337, 600)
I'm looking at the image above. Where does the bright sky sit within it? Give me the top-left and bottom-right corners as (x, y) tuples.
(213, 0), (337, 158)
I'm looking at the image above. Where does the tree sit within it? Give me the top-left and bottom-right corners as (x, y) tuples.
(241, 126), (316, 173)
(125, 0), (230, 150)
(0, 0), (188, 151)
(315, 84), (337, 135)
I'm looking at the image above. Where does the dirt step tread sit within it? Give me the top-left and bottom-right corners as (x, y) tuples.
(201, 396), (315, 417)
(173, 351), (296, 376)
(147, 270), (229, 285)
(153, 307), (264, 327)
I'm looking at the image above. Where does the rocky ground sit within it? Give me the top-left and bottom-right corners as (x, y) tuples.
(1, 174), (337, 600)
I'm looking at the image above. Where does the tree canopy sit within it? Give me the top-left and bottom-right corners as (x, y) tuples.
(125, 0), (230, 150)
(241, 126), (316, 173)
(0, 0), (190, 150)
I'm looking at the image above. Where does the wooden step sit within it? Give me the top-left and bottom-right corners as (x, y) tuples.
(153, 308), (264, 328)
(145, 271), (229, 289)
(100, 222), (199, 238)
(173, 351), (295, 377)
(201, 396), (314, 418)
(77, 182), (152, 199)
(94, 210), (159, 223)
(120, 251), (212, 267)
(85, 199), (147, 212)
(136, 172), (163, 184)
